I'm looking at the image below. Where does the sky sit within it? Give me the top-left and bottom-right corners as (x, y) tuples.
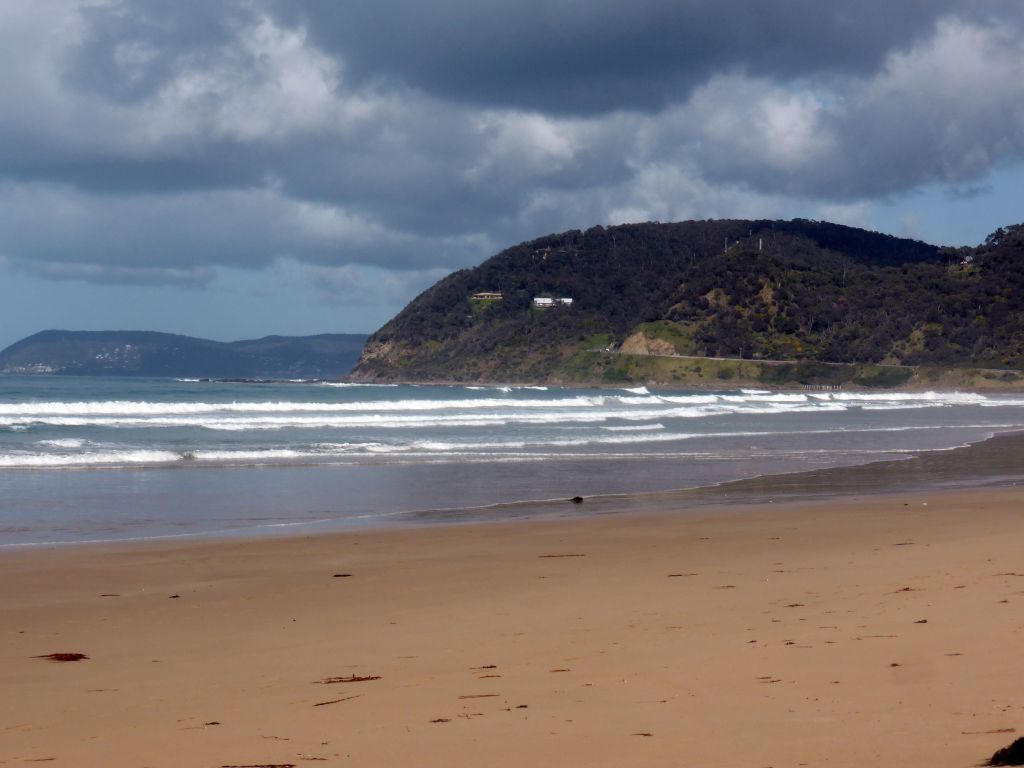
(1, 0), (1023, 349)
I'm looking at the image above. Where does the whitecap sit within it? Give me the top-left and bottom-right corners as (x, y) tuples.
(602, 423), (666, 432)
(35, 438), (86, 449)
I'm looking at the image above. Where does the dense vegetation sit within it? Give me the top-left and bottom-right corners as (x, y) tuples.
(0, 331), (368, 378)
(351, 219), (1024, 386)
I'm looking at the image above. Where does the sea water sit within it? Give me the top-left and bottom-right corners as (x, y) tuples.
(1, 375), (1023, 546)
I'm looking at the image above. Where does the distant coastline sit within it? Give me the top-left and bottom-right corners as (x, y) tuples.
(0, 330), (368, 379)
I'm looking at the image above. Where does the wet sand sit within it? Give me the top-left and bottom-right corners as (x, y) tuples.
(403, 429), (1024, 527)
(3, 483), (1024, 767)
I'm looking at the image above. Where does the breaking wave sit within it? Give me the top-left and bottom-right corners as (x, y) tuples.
(2, 384), (1021, 470)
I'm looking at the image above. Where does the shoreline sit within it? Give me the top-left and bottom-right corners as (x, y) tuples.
(344, 375), (1024, 393)
(5, 426), (1023, 551)
(3, 483), (1023, 766)
(343, 364), (1024, 393)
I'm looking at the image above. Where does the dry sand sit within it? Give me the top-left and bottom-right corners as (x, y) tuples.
(2, 486), (1023, 767)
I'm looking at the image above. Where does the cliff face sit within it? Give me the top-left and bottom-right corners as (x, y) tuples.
(350, 219), (1024, 386)
(0, 331), (369, 378)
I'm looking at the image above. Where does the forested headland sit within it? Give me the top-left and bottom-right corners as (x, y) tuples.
(351, 219), (1024, 389)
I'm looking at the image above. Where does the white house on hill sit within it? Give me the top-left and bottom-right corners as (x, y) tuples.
(533, 297), (573, 308)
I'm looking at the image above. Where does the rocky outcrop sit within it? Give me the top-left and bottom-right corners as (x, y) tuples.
(619, 332), (676, 357)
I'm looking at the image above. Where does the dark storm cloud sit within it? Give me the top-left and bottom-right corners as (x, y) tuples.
(0, 0), (1022, 291)
(0, 133), (266, 195)
(281, 0), (963, 114)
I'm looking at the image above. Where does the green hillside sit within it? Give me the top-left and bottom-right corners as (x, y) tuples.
(350, 219), (1024, 389)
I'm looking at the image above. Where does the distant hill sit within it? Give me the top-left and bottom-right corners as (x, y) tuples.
(350, 219), (1024, 388)
(0, 331), (368, 378)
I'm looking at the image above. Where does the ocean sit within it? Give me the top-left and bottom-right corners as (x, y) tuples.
(1, 375), (1023, 546)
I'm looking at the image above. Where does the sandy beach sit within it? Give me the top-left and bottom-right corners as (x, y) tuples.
(2, 485), (1023, 767)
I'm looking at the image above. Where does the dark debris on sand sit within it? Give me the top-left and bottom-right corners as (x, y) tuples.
(986, 737), (1024, 766)
(35, 653), (88, 662)
(318, 675), (380, 684)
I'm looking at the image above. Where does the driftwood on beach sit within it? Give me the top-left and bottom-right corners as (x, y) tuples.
(317, 675), (380, 684)
(35, 653), (88, 662)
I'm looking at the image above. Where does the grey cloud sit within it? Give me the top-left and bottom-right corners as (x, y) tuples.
(270, 107), (639, 239)
(19, 261), (216, 287)
(66, 0), (258, 104)
(297, 263), (453, 307)
(0, 133), (268, 195)
(282, 0), (966, 114)
(0, 0), (1022, 292)
(824, 19), (1024, 197)
(0, 183), (493, 282)
(635, 15), (1024, 201)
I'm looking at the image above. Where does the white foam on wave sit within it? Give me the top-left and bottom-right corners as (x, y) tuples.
(0, 390), (1012, 444)
(0, 446), (339, 468)
(35, 438), (87, 449)
(0, 389), (1004, 422)
(0, 412), (618, 430)
(0, 432), (689, 468)
(0, 398), (883, 432)
(810, 390), (989, 404)
(719, 393), (808, 403)
(409, 431), (690, 451)
(622, 386), (650, 395)
(190, 448), (306, 461)
(616, 396), (668, 405)
(602, 423), (666, 431)
(859, 403), (934, 411)
(0, 395), (611, 416)
(311, 441), (389, 452)
(463, 385), (547, 392)
(0, 450), (182, 468)
(0, 399), (845, 430)
(656, 394), (721, 405)
(312, 422), (1024, 458)
(10, 420), (1022, 470)
(6, 388), (998, 432)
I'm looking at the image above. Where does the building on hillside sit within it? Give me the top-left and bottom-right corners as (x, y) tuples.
(533, 296), (573, 308)
(470, 291), (503, 300)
